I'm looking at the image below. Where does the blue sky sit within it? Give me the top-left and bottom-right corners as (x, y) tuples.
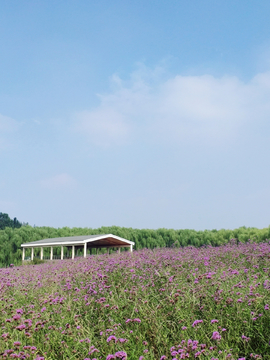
(1, 0), (270, 230)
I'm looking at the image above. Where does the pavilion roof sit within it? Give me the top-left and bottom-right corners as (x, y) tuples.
(21, 234), (135, 248)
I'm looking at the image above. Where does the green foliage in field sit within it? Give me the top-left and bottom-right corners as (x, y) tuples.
(0, 223), (270, 267)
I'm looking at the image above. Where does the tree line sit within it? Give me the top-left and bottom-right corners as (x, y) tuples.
(0, 221), (270, 267)
(0, 212), (22, 230)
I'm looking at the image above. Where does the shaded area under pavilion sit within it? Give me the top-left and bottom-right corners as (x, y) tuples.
(21, 234), (134, 261)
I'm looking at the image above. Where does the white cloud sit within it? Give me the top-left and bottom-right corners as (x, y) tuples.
(73, 67), (270, 147)
(40, 173), (76, 190)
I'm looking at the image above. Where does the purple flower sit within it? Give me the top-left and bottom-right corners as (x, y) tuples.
(106, 355), (115, 360)
(115, 351), (127, 359)
(211, 319), (218, 323)
(242, 335), (250, 342)
(107, 335), (117, 343)
(16, 324), (26, 331)
(88, 348), (99, 355)
(118, 338), (128, 343)
(187, 339), (193, 347)
(160, 356), (167, 360)
(212, 331), (221, 340)
(192, 319), (203, 327)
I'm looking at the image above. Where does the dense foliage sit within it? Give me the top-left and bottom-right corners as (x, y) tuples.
(0, 224), (270, 267)
(0, 213), (22, 231)
(1, 242), (270, 359)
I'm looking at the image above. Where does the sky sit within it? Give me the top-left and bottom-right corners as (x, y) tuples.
(1, 0), (270, 230)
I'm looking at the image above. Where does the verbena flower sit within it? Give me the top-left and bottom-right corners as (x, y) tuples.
(212, 331), (221, 340)
(115, 351), (127, 359)
(107, 335), (117, 343)
(192, 320), (203, 327)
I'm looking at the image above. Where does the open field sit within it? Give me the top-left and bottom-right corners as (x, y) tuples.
(1, 241), (270, 359)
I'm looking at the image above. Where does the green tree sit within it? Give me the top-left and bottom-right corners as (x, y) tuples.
(0, 212), (22, 230)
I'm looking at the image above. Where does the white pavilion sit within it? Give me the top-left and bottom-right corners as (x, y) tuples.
(21, 234), (134, 261)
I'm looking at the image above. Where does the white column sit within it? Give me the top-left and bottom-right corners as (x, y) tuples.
(50, 247), (53, 260)
(31, 247), (34, 261)
(107, 248), (110, 254)
(40, 247), (43, 260)
(61, 246), (64, 260)
(117, 247), (120, 254)
(130, 245), (133, 252)
(84, 243), (87, 258)
(22, 248), (25, 261)
(72, 245), (75, 259)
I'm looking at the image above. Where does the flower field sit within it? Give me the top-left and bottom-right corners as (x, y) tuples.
(1, 241), (270, 360)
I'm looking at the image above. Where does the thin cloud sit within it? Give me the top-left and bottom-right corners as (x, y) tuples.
(73, 108), (129, 147)
(0, 113), (19, 151)
(0, 113), (18, 132)
(40, 173), (77, 190)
